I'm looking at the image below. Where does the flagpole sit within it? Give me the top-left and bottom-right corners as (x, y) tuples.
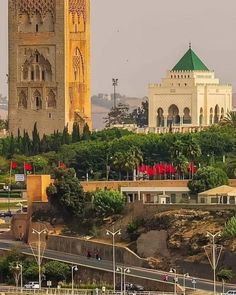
(8, 161), (12, 212)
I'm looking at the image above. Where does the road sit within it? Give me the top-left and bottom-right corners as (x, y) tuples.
(0, 239), (235, 294)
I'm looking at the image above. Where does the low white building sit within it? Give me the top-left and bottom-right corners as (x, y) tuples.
(148, 45), (232, 132)
(121, 186), (190, 204)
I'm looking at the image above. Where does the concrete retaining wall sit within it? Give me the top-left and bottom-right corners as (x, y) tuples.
(47, 234), (146, 267)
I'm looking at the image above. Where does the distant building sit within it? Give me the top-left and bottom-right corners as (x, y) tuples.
(148, 46), (232, 132)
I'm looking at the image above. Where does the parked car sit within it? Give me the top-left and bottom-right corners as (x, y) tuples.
(225, 291), (236, 295)
(24, 282), (39, 289)
(116, 283), (145, 292)
(0, 211), (12, 218)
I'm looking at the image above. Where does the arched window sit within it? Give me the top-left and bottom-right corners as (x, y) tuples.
(73, 47), (84, 82)
(35, 65), (40, 81)
(167, 104), (180, 126)
(22, 51), (52, 82)
(214, 105), (220, 123)
(157, 108), (164, 127)
(183, 107), (192, 124)
(209, 108), (213, 125)
(18, 91), (27, 109)
(47, 90), (56, 108)
(199, 107), (203, 126)
(33, 90), (42, 110)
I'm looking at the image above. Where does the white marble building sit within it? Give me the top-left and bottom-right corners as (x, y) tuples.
(148, 46), (232, 132)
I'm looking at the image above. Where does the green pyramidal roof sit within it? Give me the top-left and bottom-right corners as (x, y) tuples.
(172, 48), (209, 71)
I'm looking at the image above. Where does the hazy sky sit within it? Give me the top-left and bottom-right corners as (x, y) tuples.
(0, 0), (236, 97)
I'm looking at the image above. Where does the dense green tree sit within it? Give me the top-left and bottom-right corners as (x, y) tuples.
(188, 166), (229, 194)
(82, 123), (91, 140)
(173, 154), (188, 178)
(46, 167), (85, 220)
(93, 190), (125, 217)
(104, 103), (134, 127)
(32, 123), (41, 154)
(72, 122), (80, 143)
(62, 126), (71, 145)
(131, 99), (148, 127)
(217, 268), (234, 282)
(44, 261), (70, 283)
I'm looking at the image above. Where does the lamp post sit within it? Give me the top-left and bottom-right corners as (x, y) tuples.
(123, 268), (130, 295)
(15, 263), (23, 293)
(112, 78), (118, 109)
(183, 273), (190, 295)
(32, 228), (48, 289)
(106, 226), (121, 293)
(116, 267), (131, 295)
(170, 268), (177, 295)
(71, 265), (78, 295)
(204, 231), (222, 295)
(3, 185), (10, 212)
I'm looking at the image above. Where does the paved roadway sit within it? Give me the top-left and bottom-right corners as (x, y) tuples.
(0, 239), (235, 294)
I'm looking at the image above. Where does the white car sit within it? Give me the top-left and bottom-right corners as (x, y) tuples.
(24, 281), (40, 289)
(225, 291), (236, 295)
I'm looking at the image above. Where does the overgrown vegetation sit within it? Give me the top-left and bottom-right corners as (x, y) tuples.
(223, 216), (236, 238)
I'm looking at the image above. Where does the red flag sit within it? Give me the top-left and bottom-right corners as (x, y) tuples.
(59, 161), (66, 169)
(147, 166), (154, 176)
(188, 162), (196, 173)
(24, 162), (33, 171)
(10, 161), (17, 170)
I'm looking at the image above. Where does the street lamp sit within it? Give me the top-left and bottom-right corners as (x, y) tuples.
(71, 265), (78, 295)
(183, 273), (190, 295)
(112, 78), (118, 109)
(3, 184), (10, 212)
(15, 263), (23, 293)
(31, 228), (48, 289)
(116, 266), (131, 295)
(204, 231), (222, 295)
(106, 226), (121, 293)
(170, 268), (177, 295)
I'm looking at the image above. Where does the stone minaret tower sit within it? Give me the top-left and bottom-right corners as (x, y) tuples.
(8, 0), (91, 137)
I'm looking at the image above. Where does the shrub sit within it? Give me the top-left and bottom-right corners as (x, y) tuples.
(217, 267), (235, 282)
(93, 190), (125, 217)
(223, 216), (236, 238)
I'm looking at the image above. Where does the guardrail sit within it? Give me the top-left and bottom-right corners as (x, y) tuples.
(1, 288), (182, 295)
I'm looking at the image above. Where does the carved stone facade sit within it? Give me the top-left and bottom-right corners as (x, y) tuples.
(8, 0), (91, 137)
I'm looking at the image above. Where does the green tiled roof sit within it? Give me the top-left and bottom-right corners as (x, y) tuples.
(172, 48), (209, 71)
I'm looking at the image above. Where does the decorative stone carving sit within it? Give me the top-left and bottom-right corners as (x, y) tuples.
(17, 88), (28, 109)
(73, 47), (84, 82)
(69, 0), (86, 24)
(17, 0), (55, 22)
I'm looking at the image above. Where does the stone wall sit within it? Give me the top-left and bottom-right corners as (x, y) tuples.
(46, 234), (146, 267)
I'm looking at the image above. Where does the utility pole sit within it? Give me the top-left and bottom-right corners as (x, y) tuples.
(204, 231), (222, 295)
(31, 228), (48, 289)
(106, 226), (121, 293)
(112, 78), (118, 109)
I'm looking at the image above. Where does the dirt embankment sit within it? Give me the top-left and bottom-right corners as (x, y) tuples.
(120, 209), (236, 281)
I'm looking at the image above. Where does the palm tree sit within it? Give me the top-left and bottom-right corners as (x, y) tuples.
(125, 147), (143, 180)
(221, 111), (236, 127)
(112, 152), (126, 180)
(225, 156), (236, 178)
(184, 138), (201, 162)
(173, 154), (188, 179)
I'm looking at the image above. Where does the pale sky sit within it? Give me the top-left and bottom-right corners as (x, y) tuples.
(0, 0), (236, 97)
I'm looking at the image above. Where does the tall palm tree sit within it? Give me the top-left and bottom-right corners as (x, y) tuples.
(184, 137), (201, 162)
(221, 111), (236, 127)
